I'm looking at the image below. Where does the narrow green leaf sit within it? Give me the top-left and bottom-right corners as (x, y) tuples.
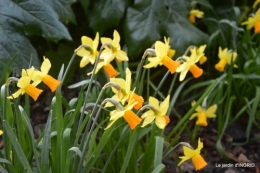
(19, 106), (40, 172)
(151, 163), (165, 173)
(3, 120), (33, 173)
(154, 136), (164, 168)
(40, 112), (52, 173)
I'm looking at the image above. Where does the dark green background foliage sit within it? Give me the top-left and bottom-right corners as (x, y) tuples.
(0, 0), (256, 82)
(0, 0), (211, 81)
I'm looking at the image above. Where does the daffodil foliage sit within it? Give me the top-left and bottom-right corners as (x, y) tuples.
(0, 0), (74, 75)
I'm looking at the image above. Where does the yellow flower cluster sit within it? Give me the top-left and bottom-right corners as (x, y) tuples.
(105, 67), (170, 130)
(7, 57), (60, 101)
(75, 30), (129, 78)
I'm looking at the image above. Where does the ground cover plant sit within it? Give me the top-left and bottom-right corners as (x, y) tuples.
(0, 0), (260, 173)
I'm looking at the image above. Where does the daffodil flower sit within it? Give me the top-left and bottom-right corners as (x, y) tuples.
(7, 68), (43, 101)
(76, 32), (99, 68)
(189, 9), (204, 23)
(105, 68), (144, 110)
(241, 9), (260, 34)
(190, 101), (217, 126)
(178, 138), (207, 171)
(105, 96), (142, 130)
(176, 48), (203, 81)
(195, 45), (207, 64)
(215, 47), (238, 72)
(32, 57), (61, 92)
(143, 41), (180, 74)
(141, 95), (170, 129)
(0, 130), (3, 135)
(253, 0), (260, 8)
(87, 61), (119, 78)
(100, 30), (128, 65)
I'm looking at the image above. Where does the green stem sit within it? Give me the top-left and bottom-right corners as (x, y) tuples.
(153, 71), (170, 97)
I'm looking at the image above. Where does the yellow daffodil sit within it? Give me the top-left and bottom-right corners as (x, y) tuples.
(143, 41), (180, 74)
(242, 9), (260, 34)
(195, 45), (207, 64)
(76, 32), (99, 68)
(189, 9), (204, 23)
(215, 47), (238, 72)
(105, 96), (142, 130)
(141, 95), (170, 129)
(0, 130), (3, 135)
(105, 68), (144, 110)
(7, 68), (43, 101)
(31, 57), (61, 92)
(178, 138), (207, 171)
(88, 62), (119, 78)
(176, 48), (203, 81)
(253, 0), (260, 8)
(190, 101), (217, 126)
(100, 30), (128, 65)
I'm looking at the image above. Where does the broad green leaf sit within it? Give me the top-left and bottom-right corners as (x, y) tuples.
(90, 0), (130, 34)
(0, 0), (72, 41)
(124, 0), (208, 59)
(45, 0), (76, 24)
(0, 26), (39, 74)
(0, 0), (72, 74)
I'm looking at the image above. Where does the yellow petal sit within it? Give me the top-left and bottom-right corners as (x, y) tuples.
(116, 50), (128, 62)
(125, 68), (131, 92)
(41, 57), (51, 75)
(100, 49), (114, 65)
(159, 95), (170, 115)
(80, 56), (91, 68)
(179, 70), (189, 81)
(189, 113), (199, 120)
(17, 76), (31, 88)
(101, 37), (113, 45)
(206, 104), (217, 116)
(155, 116), (167, 129)
(141, 112), (155, 127)
(0, 130), (3, 135)
(76, 48), (91, 58)
(155, 41), (167, 58)
(141, 110), (155, 119)
(93, 32), (99, 52)
(149, 96), (159, 110)
(81, 36), (93, 49)
(7, 89), (25, 99)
